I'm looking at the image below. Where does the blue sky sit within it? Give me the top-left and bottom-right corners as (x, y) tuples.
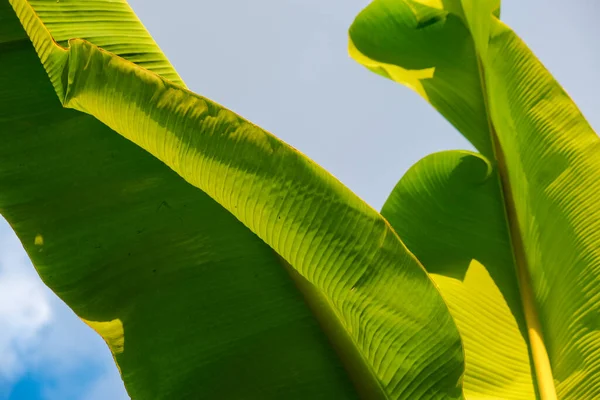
(0, 1), (598, 398)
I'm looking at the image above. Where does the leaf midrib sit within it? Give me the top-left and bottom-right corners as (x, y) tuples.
(474, 42), (557, 400)
(280, 257), (389, 400)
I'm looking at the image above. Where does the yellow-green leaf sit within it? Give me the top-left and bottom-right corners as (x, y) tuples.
(350, 1), (600, 399)
(1, 0), (466, 398)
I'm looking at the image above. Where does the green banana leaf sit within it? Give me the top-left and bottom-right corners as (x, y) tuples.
(350, 1), (600, 399)
(1, 0), (465, 399)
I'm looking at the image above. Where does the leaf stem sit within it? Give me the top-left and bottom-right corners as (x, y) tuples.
(475, 55), (557, 400)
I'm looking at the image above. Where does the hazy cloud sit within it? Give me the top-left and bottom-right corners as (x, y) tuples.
(0, 218), (127, 399)
(0, 222), (51, 385)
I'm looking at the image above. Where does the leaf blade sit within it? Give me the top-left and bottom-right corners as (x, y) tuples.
(3, 0), (467, 398)
(381, 150), (537, 399)
(0, 27), (360, 399)
(351, 0), (600, 398)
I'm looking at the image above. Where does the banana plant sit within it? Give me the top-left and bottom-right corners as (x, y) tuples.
(0, 1), (597, 400)
(350, 0), (600, 399)
(0, 1), (462, 399)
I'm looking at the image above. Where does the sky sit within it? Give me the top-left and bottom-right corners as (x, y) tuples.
(0, 1), (598, 399)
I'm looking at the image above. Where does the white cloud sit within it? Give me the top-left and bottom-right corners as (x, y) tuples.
(0, 220), (52, 383)
(0, 217), (128, 399)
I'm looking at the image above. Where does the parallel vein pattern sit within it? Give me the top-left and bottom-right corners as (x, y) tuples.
(382, 151), (536, 399)
(3, 0), (466, 398)
(487, 20), (600, 399)
(1, 1), (361, 398)
(351, 0), (600, 399)
(58, 36), (463, 399)
(28, 0), (184, 85)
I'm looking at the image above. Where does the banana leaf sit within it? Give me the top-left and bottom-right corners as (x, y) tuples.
(1, 0), (464, 398)
(350, 1), (600, 399)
